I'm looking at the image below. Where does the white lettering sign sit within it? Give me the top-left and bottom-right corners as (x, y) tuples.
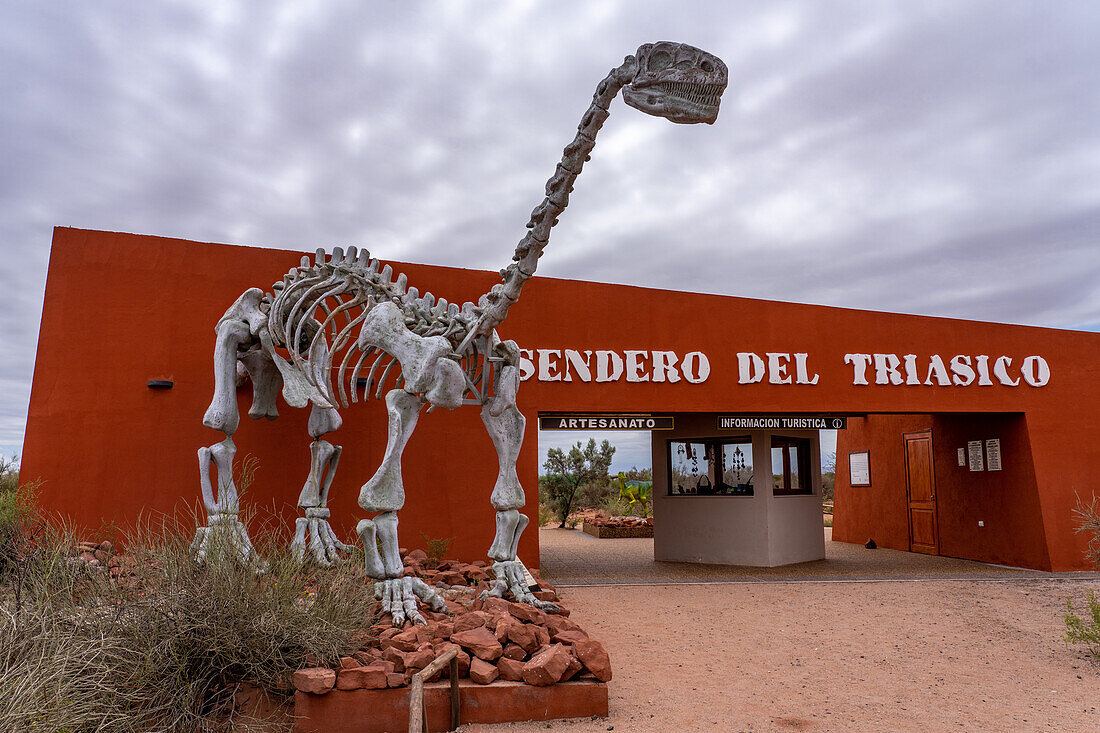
(516, 348), (1049, 388)
(843, 353), (1049, 388)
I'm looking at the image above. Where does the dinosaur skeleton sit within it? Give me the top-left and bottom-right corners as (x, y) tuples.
(194, 41), (727, 625)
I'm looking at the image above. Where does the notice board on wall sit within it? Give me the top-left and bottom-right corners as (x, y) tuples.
(986, 438), (1002, 471)
(967, 440), (985, 472)
(849, 451), (870, 486)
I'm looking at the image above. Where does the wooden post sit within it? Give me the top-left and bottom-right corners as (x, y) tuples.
(408, 646), (461, 733)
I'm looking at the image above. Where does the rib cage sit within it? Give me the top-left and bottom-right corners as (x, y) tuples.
(265, 247), (494, 409)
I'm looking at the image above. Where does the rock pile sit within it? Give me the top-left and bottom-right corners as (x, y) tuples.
(74, 540), (122, 577)
(587, 514), (652, 528)
(292, 551), (612, 695)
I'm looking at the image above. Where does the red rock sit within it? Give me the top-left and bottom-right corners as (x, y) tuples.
(533, 625), (551, 649)
(396, 627), (432, 645)
(378, 627), (402, 640)
(450, 626), (503, 661)
(497, 656), (526, 681)
(551, 629), (589, 645)
(470, 560), (488, 568)
(521, 644), (571, 686)
(431, 622), (455, 640)
(507, 602), (543, 624)
(480, 597), (512, 616)
(380, 636), (419, 654)
(403, 647), (435, 671)
(441, 571), (466, 585)
(339, 656), (359, 669)
(542, 614), (582, 634)
(507, 621), (540, 653)
(502, 643), (527, 661)
(406, 548), (429, 564)
(97, 540), (113, 553)
(493, 615), (516, 643)
(468, 656), (499, 685)
(336, 665), (388, 691)
(562, 654), (583, 681)
(573, 639), (612, 682)
(383, 647), (406, 672)
(433, 642), (471, 678)
(387, 672), (407, 688)
(453, 611), (490, 633)
(352, 650), (380, 666)
(533, 590), (558, 603)
(467, 568), (490, 582)
(292, 668), (336, 695)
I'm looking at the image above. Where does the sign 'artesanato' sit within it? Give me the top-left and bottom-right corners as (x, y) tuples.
(518, 349), (1050, 387)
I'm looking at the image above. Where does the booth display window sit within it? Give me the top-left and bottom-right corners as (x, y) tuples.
(668, 438), (754, 496)
(771, 436), (812, 495)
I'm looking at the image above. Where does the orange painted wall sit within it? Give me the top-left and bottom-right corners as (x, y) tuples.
(22, 228), (1100, 569)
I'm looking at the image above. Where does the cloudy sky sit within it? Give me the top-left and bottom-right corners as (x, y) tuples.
(3, 1), (1099, 462)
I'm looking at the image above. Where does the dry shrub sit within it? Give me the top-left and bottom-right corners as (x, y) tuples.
(1064, 493), (1100, 660)
(0, 511), (374, 732)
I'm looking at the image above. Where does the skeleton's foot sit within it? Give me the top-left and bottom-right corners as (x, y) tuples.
(291, 508), (355, 566)
(481, 560), (560, 613)
(190, 512), (264, 569)
(375, 576), (446, 626)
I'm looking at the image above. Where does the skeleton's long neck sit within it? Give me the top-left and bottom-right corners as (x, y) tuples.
(469, 59), (637, 340)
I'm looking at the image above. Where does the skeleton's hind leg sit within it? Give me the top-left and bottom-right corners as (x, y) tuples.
(193, 315), (260, 565)
(291, 405), (355, 565)
(479, 364), (558, 611)
(356, 389), (444, 625)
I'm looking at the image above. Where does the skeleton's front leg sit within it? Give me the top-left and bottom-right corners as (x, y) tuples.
(480, 363), (558, 611)
(356, 389), (445, 625)
(291, 405), (355, 565)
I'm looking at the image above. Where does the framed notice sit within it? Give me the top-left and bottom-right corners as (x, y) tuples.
(967, 440), (984, 472)
(985, 438), (1002, 471)
(957, 448), (966, 467)
(849, 451), (870, 486)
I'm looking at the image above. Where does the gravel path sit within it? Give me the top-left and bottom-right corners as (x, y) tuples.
(455, 528), (1100, 732)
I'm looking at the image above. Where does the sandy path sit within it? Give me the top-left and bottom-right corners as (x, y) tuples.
(458, 577), (1099, 731)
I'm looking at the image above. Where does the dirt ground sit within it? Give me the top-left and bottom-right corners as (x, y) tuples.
(456, 530), (1100, 732)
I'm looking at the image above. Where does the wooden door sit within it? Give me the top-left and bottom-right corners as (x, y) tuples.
(904, 431), (939, 555)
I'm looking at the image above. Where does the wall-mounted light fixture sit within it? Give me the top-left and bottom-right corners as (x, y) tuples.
(147, 380), (174, 389)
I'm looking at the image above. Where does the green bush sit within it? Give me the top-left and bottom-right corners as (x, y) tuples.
(0, 455), (39, 580)
(0, 510), (374, 732)
(1064, 591), (1100, 658)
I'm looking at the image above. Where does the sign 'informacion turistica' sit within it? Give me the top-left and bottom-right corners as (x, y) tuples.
(718, 415), (848, 430)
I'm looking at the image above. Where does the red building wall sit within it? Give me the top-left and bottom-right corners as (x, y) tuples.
(21, 228), (1100, 569)
(834, 414), (1050, 569)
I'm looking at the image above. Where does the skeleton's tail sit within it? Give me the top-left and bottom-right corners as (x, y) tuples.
(457, 55), (639, 352)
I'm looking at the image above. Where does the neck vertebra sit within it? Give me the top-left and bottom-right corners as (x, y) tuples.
(466, 57), (637, 343)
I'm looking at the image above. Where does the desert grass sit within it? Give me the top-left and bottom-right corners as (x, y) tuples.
(0, 501), (374, 732)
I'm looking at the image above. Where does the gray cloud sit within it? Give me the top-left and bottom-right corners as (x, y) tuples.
(2, 1), (1099, 452)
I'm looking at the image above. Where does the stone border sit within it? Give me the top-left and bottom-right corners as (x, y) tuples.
(582, 522), (654, 539)
(294, 679), (608, 732)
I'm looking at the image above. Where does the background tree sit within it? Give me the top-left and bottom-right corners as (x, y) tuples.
(821, 451), (836, 502)
(541, 439), (615, 527)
